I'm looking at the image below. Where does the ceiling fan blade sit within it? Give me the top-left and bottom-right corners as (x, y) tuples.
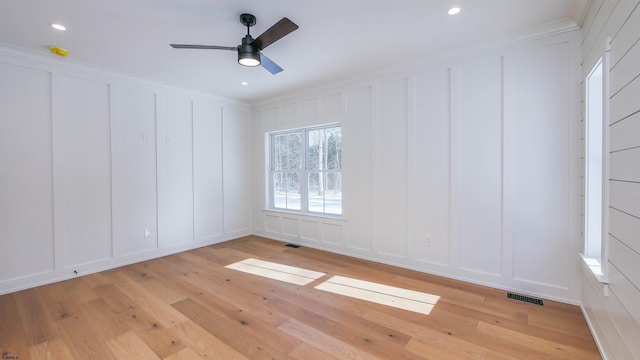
(170, 44), (236, 51)
(260, 53), (283, 74)
(252, 17), (298, 50)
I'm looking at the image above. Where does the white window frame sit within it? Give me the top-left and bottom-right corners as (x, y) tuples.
(268, 123), (342, 217)
(582, 40), (610, 284)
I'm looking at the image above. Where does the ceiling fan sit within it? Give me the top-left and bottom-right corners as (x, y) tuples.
(170, 13), (298, 74)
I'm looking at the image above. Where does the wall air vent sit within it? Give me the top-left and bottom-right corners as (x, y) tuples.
(507, 292), (544, 306)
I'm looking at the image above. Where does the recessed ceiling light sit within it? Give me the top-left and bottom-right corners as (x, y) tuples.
(241, 81), (248, 86)
(448, 7), (461, 15)
(50, 23), (66, 31)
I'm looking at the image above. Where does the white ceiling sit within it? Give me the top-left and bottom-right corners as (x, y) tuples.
(0, 0), (588, 103)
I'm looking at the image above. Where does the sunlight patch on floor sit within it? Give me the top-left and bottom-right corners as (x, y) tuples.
(315, 275), (439, 315)
(225, 258), (326, 285)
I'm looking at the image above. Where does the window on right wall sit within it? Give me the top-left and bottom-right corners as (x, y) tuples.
(584, 57), (605, 277)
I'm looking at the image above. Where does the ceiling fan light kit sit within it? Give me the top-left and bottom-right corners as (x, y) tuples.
(170, 13), (298, 74)
(238, 49), (260, 66)
(238, 36), (261, 67)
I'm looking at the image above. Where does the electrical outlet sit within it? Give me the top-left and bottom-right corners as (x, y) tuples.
(425, 237), (432, 247)
(144, 229), (151, 238)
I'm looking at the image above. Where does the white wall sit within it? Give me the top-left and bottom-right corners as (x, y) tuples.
(0, 47), (251, 294)
(252, 30), (582, 303)
(580, 0), (640, 359)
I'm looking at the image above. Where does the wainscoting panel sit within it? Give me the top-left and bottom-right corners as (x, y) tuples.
(222, 106), (252, 235)
(193, 98), (224, 243)
(281, 217), (299, 238)
(0, 63), (55, 281)
(300, 220), (320, 243)
(410, 67), (451, 266)
(111, 84), (158, 258)
(505, 40), (575, 289)
(320, 222), (343, 246)
(54, 75), (113, 268)
(157, 91), (195, 248)
(373, 77), (409, 258)
(342, 86), (373, 252)
(264, 214), (281, 235)
(259, 211), (345, 249)
(298, 98), (318, 126)
(321, 92), (343, 118)
(455, 55), (503, 277)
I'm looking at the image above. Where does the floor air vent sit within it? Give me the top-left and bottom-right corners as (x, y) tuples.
(507, 293), (544, 306)
(285, 243), (301, 248)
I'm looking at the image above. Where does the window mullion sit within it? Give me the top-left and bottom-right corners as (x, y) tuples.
(301, 130), (308, 212)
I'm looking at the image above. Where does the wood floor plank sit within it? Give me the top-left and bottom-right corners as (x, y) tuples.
(278, 318), (381, 360)
(282, 306), (426, 360)
(0, 235), (601, 360)
(106, 330), (161, 360)
(38, 281), (80, 321)
(0, 293), (30, 360)
(364, 302), (480, 339)
(29, 339), (75, 360)
(76, 298), (130, 341)
(266, 293), (413, 349)
(172, 297), (296, 360)
(435, 296), (528, 326)
(92, 283), (164, 333)
(139, 277), (188, 305)
(524, 302), (596, 339)
(56, 311), (116, 359)
(363, 309), (483, 355)
(163, 346), (204, 360)
(103, 271), (189, 328)
(14, 288), (58, 346)
(133, 324), (187, 359)
(475, 321), (601, 360)
(437, 300), (594, 352)
(405, 337), (487, 360)
(182, 270), (292, 327)
(61, 276), (99, 304)
(289, 342), (341, 360)
(171, 320), (248, 360)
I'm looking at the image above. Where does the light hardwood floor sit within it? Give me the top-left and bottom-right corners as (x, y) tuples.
(0, 235), (601, 359)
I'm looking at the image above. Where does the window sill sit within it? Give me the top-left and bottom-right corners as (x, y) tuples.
(262, 209), (346, 222)
(580, 253), (608, 284)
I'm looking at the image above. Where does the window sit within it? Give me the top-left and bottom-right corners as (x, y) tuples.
(270, 124), (342, 216)
(584, 58), (605, 276)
